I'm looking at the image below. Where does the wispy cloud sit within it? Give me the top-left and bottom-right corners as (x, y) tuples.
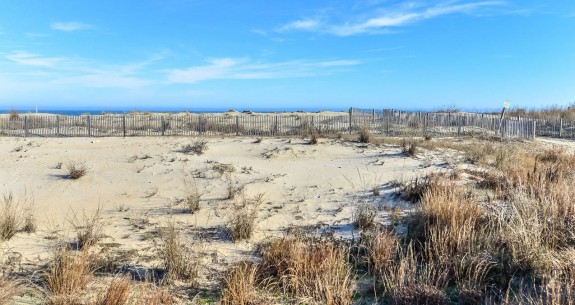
(6, 51), (63, 67)
(166, 57), (360, 84)
(279, 1), (505, 36)
(50, 22), (94, 32)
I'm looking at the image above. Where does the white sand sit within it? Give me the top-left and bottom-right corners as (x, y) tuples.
(0, 135), (457, 290)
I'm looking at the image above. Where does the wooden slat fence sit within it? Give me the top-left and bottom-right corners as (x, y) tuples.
(0, 109), (536, 140)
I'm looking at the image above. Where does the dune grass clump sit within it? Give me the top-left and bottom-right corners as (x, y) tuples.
(0, 276), (19, 305)
(358, 127), (372, 143)
(227, 194), (263, 242)
(67, 162), (87, 180)
(0, 194), (20, 241)
(181, 140), (208, 155)
(159, 222), (198, 283)
(96, 276), (131, 305)
(69, 208), (102, 250)
(401, 138), (419, 157)
(221, 261), (262, 305)
(183, 177), (201, 213)
(260, 236), (355, 304)
(45, 246), (95, 303)
(353, 203), (377, 230)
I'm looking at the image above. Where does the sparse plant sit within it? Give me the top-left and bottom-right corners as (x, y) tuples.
(402, 138), (418, 157)
(8, 109), (19, 120)
(181, 140), (208, 155)
(96, 276), (131, 305)
(225, 173), (235, 200)
(0, 194), (20, 241)
(353, 203), (377, 230)
(359, 126), (372, 143)
(259, 235), (355, 304)
(159, 222), (198, 283)
(54, 162), (63, 169)
(227, 194), (263, 241)
(221, 261), (261, 305)
(22, 207), (36, 233)
(309, 132), (319, 145)
(67, 162), (87, 179)
(45, 246), (95, 302)
(68, 208), (102, 250)
(0, 275), (20, 304)
(183, 178), (201, 214)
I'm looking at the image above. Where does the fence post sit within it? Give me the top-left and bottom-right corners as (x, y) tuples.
(532, 121), (537, 140)
(372, 109), (375, 124)
(349, 108), (353, 134)
(559, 118), (563, 138)
(87, 115), (92, 137)
(235, 116), (240, 136)
(56, 116), (60, 137)
(122, 115), (127, 137)
(24, 116), (28, 137)
(161, 116), (165, 136)
(423, 113), (428, 138)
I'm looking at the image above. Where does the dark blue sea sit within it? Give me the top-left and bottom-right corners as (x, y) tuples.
(0, 107), (347, 115)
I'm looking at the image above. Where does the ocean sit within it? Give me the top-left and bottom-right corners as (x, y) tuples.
(0, 107), (346, 115)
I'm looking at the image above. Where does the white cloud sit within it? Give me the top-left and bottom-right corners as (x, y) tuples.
(166, 58), (360, 84)
(279, 19), (322, 32)
(50, 22), (94, 31)
(279, 1), (505, 36)
(6, 51), (63, 67)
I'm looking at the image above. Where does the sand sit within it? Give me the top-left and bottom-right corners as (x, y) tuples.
(0, 135), (461, 298)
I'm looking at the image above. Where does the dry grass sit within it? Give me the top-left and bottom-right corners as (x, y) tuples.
(358, 127), (372, 143)
(69, 208), (102, 250)
(96, 276), (131, 305)
(260, 236), (355, 305)
(67, 162), (87, 179)
(225, 173), (235, 200)
(181, 140), (208, 155)
(401, 138), (419, 157)
(45, 246), (95, 303)
(159, 222), (198, 283)
(0, 194), (20, 241)
(183, 177), (201, 213)
(227, 194), (263, 242)
(221, 261), (263, 305)
(0, 276), (19, 304)
(352, 203), (377, 230)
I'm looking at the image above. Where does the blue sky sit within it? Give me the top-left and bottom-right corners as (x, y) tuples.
(0, 0), (574, 111)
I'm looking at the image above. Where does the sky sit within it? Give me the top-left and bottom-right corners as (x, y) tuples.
(0, 0), (574, 112)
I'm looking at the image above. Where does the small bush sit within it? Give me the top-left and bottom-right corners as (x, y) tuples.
(309, 133), (319, 145)
(181, 140), (208, 155)
(160, 222), (198, 283)
(228, 194), (263, 242)
(359, 127), (372, 143)
(353, 203), (377, 230)
(67, 162), (87, 180)
(402, 138), (418, 157)
(8, 109), (19, 120)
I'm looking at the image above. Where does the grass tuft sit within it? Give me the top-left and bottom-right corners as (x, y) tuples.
(159, 222), (198, 283)
(67, 162), (87, 179)
(227, 194), (263, 242)
(181, 140), (208, 155)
